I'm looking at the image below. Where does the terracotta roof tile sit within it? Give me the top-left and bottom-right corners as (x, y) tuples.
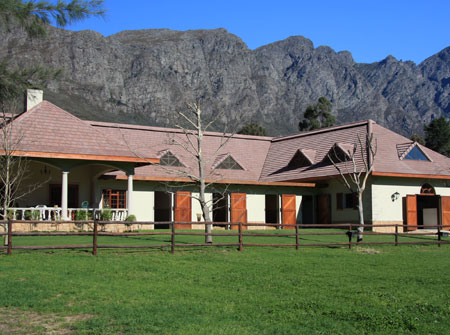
(6, 101), (151, 162)
(90, 121), (272, 182)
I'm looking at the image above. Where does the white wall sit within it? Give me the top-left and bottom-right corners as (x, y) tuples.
(247, 194), (265, 223)
(371, 176), (450, 222)
(295, 195), (303, 223)
(133, 190), (154, 221)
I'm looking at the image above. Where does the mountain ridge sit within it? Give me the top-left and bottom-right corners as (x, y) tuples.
(1, 25), (449, 137)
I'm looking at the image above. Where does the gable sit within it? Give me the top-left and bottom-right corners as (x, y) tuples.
(288, 149), (316, 168)
(325, 143), (354, 164)
(397, 142), (431, 162)
(158, 150), (184, 167)
(213, 154), (244, 170)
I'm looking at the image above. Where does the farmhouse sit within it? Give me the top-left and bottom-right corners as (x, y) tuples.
(4, 90), (450, 232)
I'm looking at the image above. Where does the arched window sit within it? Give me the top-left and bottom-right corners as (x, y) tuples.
(420, 183), (435, 195)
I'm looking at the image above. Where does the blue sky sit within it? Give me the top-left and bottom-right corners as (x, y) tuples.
(66, 0), (450, 64)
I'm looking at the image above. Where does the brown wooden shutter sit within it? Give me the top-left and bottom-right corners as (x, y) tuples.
(230, 193), (247, 230)
(174, 191), (192, 229)
(336, 193), (343, 210)
(282, 194), (296, 229)
(440, 196), (450, 231)
(405, 194), (417, 231)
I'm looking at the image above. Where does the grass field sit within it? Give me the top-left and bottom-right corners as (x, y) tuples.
(1, 231), (449, 334)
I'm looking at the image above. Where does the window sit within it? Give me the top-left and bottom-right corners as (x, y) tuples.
(103, 189), (126, 208)
(336, 192), (357, 210)
(160, 151), (184, 167)
(216, 155), (244, 170)
(404, 146), (430, 161)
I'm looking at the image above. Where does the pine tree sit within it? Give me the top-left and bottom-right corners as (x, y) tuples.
(424, 117), (450, 157)
(298, 97), (336, 131)
(237, 122), (269, 136)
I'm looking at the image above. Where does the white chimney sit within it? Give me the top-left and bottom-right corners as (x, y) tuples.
(26, 89), (43, 111)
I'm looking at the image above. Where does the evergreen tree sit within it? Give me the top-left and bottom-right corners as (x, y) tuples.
(0, 0), (105, 101)
(424, 117), (450, 157)
(298, 97), (335, 131)
(237, 122), (269, 136)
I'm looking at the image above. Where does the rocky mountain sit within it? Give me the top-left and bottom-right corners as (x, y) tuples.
(1, 25), (449, 137)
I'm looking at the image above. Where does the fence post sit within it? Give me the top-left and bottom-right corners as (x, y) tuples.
(92, 219), (98, 255)
(437, 224), (441, 248)
(295, 223), (299, 250)
(347, 224), (352, 249)
(7, 219), (12, 255)
(171, 222), (175, 254)
(238, 222), (243, 252)
(394, 225), (398, 246)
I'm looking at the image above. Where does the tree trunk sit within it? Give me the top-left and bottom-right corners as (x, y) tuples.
(202, 200), (212, 244)
(2, 156), (10, 246)
(357, 192), (364, 242)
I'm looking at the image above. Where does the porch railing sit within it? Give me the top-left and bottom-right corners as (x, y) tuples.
(5, 207), (128, 221)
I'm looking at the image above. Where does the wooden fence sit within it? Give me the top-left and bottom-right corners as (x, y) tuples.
(1, 219), (449, 255)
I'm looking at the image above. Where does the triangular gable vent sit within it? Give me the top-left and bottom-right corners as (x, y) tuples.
(397, 142), (431, 162)
(158, 150), (185, 167)
(288, 149), (316, 168)
(212, 154), (244, 170)
(326, 143), (354, 163)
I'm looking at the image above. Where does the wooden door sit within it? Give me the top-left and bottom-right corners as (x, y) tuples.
(230, 193), (247, 230)
(174, 191), (192, 229)
(440, 196), (450, 231)
(282, 194), (296, 229)
(316, 194), (331, 225)
(405, 195), (417, 231)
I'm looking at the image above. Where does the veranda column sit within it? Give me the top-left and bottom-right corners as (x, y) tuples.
(127, 174), (134, 216)
(61, 171), (69, 220)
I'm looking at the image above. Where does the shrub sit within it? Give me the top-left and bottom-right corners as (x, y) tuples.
(125, 214), (136, 222)
(75, 210), (89, 221)
(124, 214), (136, 231)
(100, 208), (113, 221)
(24, 210), (32, 220)
(31, 210), (40, 220)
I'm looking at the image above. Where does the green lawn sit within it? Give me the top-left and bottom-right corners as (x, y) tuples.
(0, 231), (449, 334)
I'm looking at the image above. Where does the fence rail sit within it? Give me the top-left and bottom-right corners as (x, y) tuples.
(1, 219), (449, 255)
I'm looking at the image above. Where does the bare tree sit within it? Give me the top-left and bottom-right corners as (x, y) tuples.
(0, 97), (48, 244)
(328, 133), (377, 242)
(166, 100), (240, 243)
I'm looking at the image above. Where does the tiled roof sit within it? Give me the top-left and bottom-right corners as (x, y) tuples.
(371, 124), (450, 176)
(89, 121), (273, 182)
(260, 121), (369, 182)
(260, 120), (450, 182)
(7, 101), (450, 181)
(5, 101), (154, 163)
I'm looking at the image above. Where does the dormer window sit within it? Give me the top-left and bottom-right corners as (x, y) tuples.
(326, 143), (354, 163)
(159, 151), (184, 167)
(404, 146), (430, 161)
(213, 154), (244, 170)
(397, 142), (431, 162)
(288, 149), (316, 168)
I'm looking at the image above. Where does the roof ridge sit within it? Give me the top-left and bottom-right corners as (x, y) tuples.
(272, 120), (372, 142)
(88, 120), (274, 141)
